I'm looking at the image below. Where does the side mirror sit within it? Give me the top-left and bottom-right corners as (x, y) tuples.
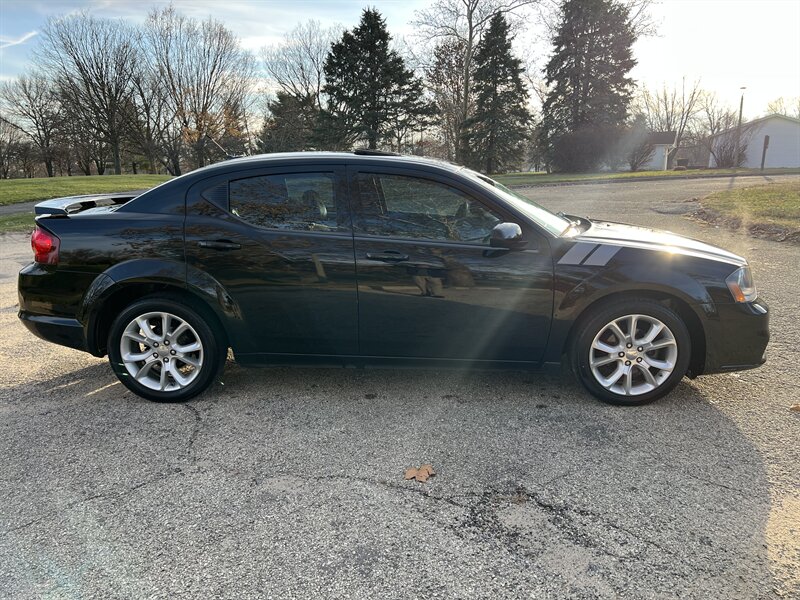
(490, 222), (527, 250)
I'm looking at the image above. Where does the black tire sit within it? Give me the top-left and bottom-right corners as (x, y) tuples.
(107, 296), (225, 402)
(572, 298), (692, 406)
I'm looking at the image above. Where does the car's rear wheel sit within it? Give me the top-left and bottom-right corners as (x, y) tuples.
(107, 297), (224, 402)
(572, 299), (691, 405)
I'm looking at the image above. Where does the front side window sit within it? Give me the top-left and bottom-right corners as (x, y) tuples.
(354, 172), (503, 244)
(229, 172), (343, 232)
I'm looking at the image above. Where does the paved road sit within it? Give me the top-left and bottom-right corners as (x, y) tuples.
(1, 176), (798, 599)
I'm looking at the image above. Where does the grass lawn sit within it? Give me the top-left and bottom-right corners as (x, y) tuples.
(701, 181), (800, 230)
(0, 212), (36, 233)
(0, 174), (172, 206)
(494, 167), (800, 187)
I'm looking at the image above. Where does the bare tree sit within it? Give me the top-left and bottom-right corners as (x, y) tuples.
(0, 73), (61, 177)
(624, 117), (655, 171)
(145, 6), (255, 169)
(707, 124), (754, 168)
(412, 0), (538, 162)
(261, 21), (340, 109)
(691, 92), (752, 168)
(766, 96), (800, 119)
(0, 116), (24, 178)
(36, 13), (138, 175)
(123, 35), (185, 175)
(634, 78), (702, 168)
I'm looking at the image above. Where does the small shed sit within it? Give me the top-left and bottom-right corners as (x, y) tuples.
(642, 131), (678, 171)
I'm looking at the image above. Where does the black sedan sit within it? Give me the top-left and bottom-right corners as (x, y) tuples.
(18, 151), (769, 405)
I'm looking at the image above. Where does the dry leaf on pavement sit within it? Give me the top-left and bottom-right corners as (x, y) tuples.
(404, 464), (436, 483)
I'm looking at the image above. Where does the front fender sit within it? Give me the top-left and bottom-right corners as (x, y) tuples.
(557, 263), (716, 319)
(544, 262), (716, 364)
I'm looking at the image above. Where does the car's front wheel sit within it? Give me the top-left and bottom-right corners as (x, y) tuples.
(107, 297), (225, 402)
(572, 298), (692, 405)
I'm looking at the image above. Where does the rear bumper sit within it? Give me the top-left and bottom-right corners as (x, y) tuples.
(701, 299), (769, 374)
(19, 311), (89, 353)
(18, 262), (91, 353)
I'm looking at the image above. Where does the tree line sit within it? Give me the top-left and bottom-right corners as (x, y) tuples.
(1, 0), (796, 179)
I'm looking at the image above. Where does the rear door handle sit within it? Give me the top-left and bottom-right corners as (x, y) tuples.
(365, 251), (409, 263)
(198, 240), (241, 251)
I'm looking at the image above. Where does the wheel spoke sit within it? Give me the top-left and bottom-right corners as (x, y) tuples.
(176, 354), (201, 368)
(134, 359), (158, 381)
(647, 338), (676, 351)
(135, 317), (152, 337)
(592, 340), (619, 354)
(123, 331), (148, 345)
(159, 363), (169, 390)
(170, 322), (189, 341)
(608, 321), (627, 345)
(640, 322), (664, 344)
(597, 364), (625, 388)
(628, 315), (638, 344)
(591, 354), (618, 368)
(123, 349), (152, 362)
(171, 366), (193, 387)
(160, 313), (169, 340)
(644, 355), (673, 371)
(623, 367), (634, 394)
(173, 340), (201, 353)
(637, 364), (658, 387)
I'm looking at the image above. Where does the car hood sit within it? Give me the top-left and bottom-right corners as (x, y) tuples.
(573, 219), (747, 267)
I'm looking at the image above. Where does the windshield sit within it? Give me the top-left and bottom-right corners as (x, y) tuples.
(463, 170), (572, 236)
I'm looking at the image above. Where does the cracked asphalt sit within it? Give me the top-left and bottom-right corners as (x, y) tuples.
(1, 175), (798, 599)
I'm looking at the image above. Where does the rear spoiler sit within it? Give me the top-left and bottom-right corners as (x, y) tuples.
(34, 190), (147, 216)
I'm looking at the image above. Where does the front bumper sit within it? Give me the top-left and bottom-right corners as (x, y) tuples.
(701, 299), (769, 374)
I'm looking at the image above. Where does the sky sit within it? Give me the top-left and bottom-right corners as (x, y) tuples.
(1, 0), (799, 119)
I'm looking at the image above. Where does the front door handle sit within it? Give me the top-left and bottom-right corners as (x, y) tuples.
(198, 240), (241, 251)
(365, 251), (409, 263)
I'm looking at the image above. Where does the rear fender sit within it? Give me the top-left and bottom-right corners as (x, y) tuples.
(79, 259), (243, 354)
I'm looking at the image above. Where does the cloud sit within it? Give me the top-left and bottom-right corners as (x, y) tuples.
(0, 31), (39, 50)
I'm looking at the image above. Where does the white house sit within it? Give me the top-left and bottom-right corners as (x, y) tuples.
(642, 131), (677, 170)
(708, 114), (800, 168)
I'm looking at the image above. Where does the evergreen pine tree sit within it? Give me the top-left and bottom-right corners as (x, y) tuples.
(541, 0), (636, 171)
(318, 8), (435, 150)
(464, 13), (531, 173)
(257, 92), (316, 153)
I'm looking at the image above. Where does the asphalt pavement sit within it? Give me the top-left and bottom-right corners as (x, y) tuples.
(0, 175), (798, 599)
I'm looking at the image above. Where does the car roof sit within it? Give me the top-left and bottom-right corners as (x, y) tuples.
(188, 151), (465, 178)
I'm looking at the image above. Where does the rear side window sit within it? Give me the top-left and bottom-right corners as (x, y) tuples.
(229, 172), (343, 232)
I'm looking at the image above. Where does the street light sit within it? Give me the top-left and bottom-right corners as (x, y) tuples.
(734, 86), (746, 169)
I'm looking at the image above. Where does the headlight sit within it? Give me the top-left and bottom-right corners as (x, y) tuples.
(726, 266), (757, 303)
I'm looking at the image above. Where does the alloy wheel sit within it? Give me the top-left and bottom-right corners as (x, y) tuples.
(119, 311), (204, 392)
(588, 313), (678, 396)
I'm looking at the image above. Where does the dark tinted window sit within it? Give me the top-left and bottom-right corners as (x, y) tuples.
(230, 173), (343, 232)
(354, 173), (503, 244)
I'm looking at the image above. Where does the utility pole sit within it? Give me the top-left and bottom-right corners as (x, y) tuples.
(734, 86), (746, 169)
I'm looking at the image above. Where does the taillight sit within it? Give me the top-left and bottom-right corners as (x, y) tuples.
(31, 226), (60, 265)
